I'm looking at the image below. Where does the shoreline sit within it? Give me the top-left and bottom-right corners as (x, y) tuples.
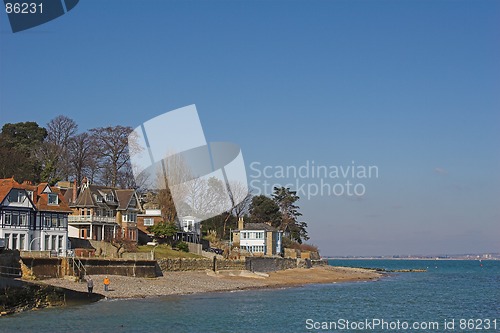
(38, 266), (382, 300)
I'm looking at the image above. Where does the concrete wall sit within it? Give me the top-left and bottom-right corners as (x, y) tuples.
(21, 257), (64, 279)
(20, 257), (157, 279)
(187, 242), (202, 255)
(74, 258), (157, 278)
(245, 257), (298, 272)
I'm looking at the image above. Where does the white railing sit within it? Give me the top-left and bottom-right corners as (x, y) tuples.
(68, 215), (117, 223)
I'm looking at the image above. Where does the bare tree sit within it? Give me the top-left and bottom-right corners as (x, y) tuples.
(68, 132), (94, 185)
(90, 126), (133, 187)
(39, 115), (78, 183)
(154, 152), (192, 223)
(222, 181), (251, 237)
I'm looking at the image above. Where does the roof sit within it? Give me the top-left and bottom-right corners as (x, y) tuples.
(73, 186), (96, 207)
(236, 222), (277, 232)
(0, 178), (18, 204)
(70, 183), (137, 211)
(0, 178), (72, 213)
(115, 189), (135, 210)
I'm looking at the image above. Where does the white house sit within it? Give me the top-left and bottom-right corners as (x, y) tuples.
(232, 217), (283, 256)
(0, 178), (71, 253)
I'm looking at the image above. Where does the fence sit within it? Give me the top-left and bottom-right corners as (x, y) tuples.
(0, 264), (21, 278)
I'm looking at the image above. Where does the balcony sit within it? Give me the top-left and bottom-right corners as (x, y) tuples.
(68, 215), (117, 224)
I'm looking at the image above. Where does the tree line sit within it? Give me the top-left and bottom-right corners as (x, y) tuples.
(0, 116), (311, 244)
(0, 115), (134, 188)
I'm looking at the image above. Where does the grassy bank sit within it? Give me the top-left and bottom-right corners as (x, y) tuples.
(136, 245), (202, 259)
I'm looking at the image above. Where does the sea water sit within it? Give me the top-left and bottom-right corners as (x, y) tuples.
(1, 260), (498, 333)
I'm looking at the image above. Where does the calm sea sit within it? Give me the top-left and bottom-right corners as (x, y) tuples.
(1, 260), (499, 333)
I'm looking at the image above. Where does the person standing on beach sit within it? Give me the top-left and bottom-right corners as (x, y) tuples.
(87, 276), (94, 295)
(104, 276), (110, 291)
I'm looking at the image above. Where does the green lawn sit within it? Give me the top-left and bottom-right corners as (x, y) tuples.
(136, 245), (203, 259)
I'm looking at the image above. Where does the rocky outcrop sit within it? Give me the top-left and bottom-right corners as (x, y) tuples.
(0, 279), (103, 316)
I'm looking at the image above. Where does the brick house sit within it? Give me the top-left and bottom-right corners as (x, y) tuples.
(63, 178), (139, 244)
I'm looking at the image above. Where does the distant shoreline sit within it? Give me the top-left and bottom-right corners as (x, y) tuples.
(324, 257), (499, 260)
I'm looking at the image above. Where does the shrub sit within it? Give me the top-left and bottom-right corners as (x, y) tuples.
(176, 241), (189, 252)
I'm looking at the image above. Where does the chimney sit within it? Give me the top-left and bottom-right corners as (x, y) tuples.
(72, 179), (77, 203)
(238, 217), (244, 230)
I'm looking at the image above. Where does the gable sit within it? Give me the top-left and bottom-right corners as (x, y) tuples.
(41, 184), (52, 193)
(1, 188), (36, 209)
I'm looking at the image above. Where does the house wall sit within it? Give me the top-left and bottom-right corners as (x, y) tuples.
(137, 215), (162, 234)
(68, 225), (80, 238)
(0, 229), (30, 251)
(266, 231), (273, 256)
(232, 231), (240, 244)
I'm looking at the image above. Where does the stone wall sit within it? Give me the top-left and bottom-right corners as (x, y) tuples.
(0, 250), (21, 278)
(121, 252), (152, 260)
(157, 258), (246, 272)
(158, 258), (213, 271)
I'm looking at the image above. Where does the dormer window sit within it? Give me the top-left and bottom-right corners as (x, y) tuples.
(96, 195), (103, 203)
(17, 191), (26, 203)
(48, 193), (58, 205)
(106, 194), (114, 202)
(8, 189), (25, 203)
(26, 190), (33, 200)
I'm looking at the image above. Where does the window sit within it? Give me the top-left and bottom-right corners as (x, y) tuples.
(106, 194), (114, 202)
(26, 191), (33, 200)
(241, 232), (247, 239)
(45, 235), (50, 250)
(19, 213), (27, 226)
(96, 195), (103, 203)
(4, 212), (11, 225)
(4, 234), (10, 248)
(44, 215), (52, 228)
(51, 236), (56, 251)
(58, 236), (63, 250)
(48, 193), (58, 205)
(144, 218), (154, 226)
(123, 212), (137, 222)
(18, 191), (26, 203)
(256, 232), (264, 239)
(11, 212), (19, 226)
(12, 234), (18, 249)
(19, 234), (25, 250)
(52, 214), (58, 227)
(8, 190), (25, 203)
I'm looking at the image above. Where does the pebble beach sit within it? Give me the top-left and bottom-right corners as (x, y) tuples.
(40, 266), (382, 299)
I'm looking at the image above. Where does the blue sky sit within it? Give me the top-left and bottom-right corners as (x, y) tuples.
(1, 0), (499, 256)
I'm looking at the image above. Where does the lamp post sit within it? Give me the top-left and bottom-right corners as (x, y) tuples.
(151, 243), (159, 260)
(29, 236), (41, 252)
